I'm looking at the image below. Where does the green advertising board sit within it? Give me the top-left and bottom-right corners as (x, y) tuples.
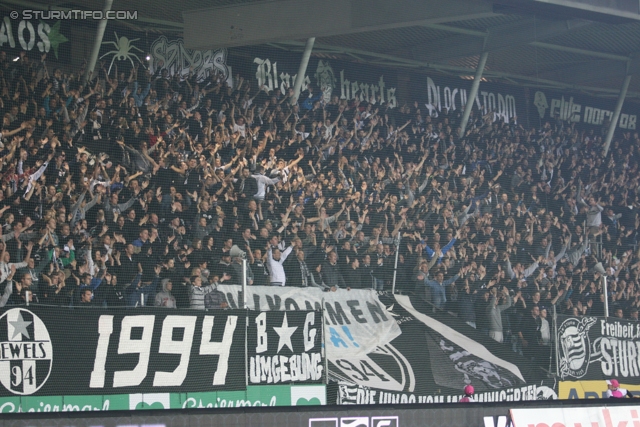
(0, 385), (326, 413)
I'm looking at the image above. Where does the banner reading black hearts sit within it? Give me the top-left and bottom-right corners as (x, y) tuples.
(557, 315), (640, 382)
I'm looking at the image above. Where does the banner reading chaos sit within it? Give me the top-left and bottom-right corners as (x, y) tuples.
(558, 315), (640, 382)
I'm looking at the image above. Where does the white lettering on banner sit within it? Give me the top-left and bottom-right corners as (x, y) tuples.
(598, 319), (640, 378)
(89, 315), (237, 389)
(424, 77), (517, 123)
(559, 317), (640, 380)
(601, 319), (640, 339)
(338, 384), (556, 405)
(249, 312), (322, 384)
(253, 57), (397, 107)
(182, 395), (277, 409)
(0, 18), (59, 54)
(217, 286), (411, 393)
(249, 353), (323, 384)
(510, 406), (640, 427)
(534, 90), (637, 129)
(0, 399), (112, 413)
(0, 309), (53, 396)
(150, 36), (230, 83)
(216, 286), (401, 359)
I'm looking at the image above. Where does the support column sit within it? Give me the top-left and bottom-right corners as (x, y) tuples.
(458, 51), (489, 138)
(82, 0), (114, 86)
(603, 74), (631, 157)
(292, 37), (315, 102)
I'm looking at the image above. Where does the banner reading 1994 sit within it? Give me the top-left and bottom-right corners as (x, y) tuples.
(0, 306), (323, 403)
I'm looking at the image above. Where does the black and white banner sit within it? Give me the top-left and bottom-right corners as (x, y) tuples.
(247, 311), (323, 385)
(558, 315), (640, 382)
(0, 307), (246, 397)
(527, 87), (639, 130)
(217, 286), (554, 404)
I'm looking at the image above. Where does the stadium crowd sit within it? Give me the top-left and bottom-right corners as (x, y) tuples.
(0, 50), (638, 364)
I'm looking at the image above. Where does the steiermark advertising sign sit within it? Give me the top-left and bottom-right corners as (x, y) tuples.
(0, 385), (326, 413)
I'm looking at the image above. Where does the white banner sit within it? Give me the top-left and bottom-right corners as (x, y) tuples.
(510, 405), (640, 427)
(216, 286), (401, 361)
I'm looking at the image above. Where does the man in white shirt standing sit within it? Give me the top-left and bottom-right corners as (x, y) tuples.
(267, 244), (293, 286)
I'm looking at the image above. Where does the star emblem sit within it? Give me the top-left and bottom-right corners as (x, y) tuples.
(385, 303), (400, 317)
(45, 21), (69, 59)
(273, 313), (297, 353)
(9, 311), (32, 340)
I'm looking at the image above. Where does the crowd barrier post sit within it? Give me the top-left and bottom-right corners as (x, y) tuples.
(243, 258), (249, 387)
(553, 303), (559, 378)
(391, 232), (401, 294)
(603, 275), (609, 318)
(322, 297), (328, 385)
(242, 258), (248, 309)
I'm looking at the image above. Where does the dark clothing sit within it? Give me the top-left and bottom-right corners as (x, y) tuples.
(238, 176), (258, 199)
(321, 261), (346, 288)
(344, 267), (364, 289)
(118, 254), (138, 286)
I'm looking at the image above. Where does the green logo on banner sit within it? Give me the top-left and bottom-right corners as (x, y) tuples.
(0, 385), (325, 412)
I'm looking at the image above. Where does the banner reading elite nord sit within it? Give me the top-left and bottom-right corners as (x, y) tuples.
(557, 315), (640, 382)
(527, 87), (640, 130)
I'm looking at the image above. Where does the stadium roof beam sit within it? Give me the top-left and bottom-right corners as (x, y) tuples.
(534, 55), (640, 84)
(419, 22), (628, 62)
(459, 51), (489, 137)
(603, 73), (632, 156)
(273, 40), (640, 99)
(182, 0), (497, 50)
(293, 38), (316, 100)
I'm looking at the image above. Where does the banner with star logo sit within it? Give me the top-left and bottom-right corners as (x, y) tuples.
(247, 311), (324, 385)
(0, 306), (247, 398)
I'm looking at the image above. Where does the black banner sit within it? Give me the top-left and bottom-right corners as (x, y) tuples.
(525, 87), (640, 131)
(0, 306), (246, 397)
(558, 315), (640, 382)
(215, 286), (556, 405)
(333, 293), (556, 404)
(248, 311), (324, 385)
(409, 73), (526, 126)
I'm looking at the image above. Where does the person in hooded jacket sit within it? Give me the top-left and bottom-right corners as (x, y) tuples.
(155, 278), (177, 308)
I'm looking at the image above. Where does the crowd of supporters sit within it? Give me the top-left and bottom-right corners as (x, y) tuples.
(0, 50), (638, 365)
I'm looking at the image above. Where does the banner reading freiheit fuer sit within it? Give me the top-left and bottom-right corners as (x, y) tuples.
(557, 315), (640, 382)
